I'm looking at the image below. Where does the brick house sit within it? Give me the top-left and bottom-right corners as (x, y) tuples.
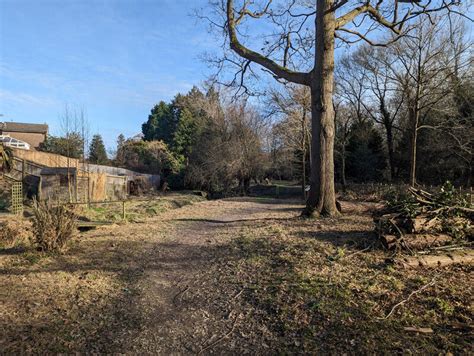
(0, 122), (48, 149)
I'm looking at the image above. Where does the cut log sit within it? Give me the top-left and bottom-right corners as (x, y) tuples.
(380, 234), (399, 249)
(408, 216), (442, 234)
(395, 250), (474, 268)
(375, 185), (473, 250)
(381, 233), (452, 251)
(408, 187), (435, 204)
(402, 234), (453, 250)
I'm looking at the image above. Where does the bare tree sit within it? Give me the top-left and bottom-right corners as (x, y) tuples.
(268, 84), (311, 197)
(207, 0), (462, 216)
(350, 46), (404, 181)
(55, 105), (91, 201)
(335, 54), (369, 124)
(186, 90), (266, 194)
(382, 16), (470, 186)
(334, 100), (353, 189)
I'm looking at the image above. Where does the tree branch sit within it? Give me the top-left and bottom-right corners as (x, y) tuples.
(235, 0), (273, 24)
(226, 0), (310, 86)
(336, 3), (401, 33)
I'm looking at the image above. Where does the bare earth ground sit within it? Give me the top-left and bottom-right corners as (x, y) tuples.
(1, 196), (473, 354)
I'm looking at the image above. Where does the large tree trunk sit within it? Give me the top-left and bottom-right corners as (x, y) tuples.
(305, 0), (339, 217)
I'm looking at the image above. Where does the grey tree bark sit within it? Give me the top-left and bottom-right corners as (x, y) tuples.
(221, 0), (460, 216)
(306, 0), (339, 216)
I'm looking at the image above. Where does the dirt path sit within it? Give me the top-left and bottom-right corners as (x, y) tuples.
(2, 197), (472, 354)
(85, 197), (304, 354)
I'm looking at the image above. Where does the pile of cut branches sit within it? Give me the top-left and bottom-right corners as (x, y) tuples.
(375, 182), (473, 255)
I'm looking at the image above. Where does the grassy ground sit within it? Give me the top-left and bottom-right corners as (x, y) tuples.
(0, 192), (472, 353)
(219, 203), (473, 353)
(0, 192), (204, 353)
(77, 192), (206, 223)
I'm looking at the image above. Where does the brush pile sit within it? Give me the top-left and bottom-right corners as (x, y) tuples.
(375, 182), (473, 257)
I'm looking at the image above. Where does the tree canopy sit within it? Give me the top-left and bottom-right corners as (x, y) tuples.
(39, 133), (84, 159)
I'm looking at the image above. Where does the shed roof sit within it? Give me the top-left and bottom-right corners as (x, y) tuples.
(40, 167), (77, 175)
(0, 122), (48, 134)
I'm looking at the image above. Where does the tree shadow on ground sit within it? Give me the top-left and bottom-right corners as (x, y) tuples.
(0, 238), (155, 353)
(205, 230), (470, 354)
(0, 246), (27, 255)
(224, 196), (304, 205)
(1, 198), (467, 354)
(1, 223), (268, 353)
(173, 217), (295, 224)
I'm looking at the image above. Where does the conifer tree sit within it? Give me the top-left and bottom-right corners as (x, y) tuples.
(89, 134), (108, 165)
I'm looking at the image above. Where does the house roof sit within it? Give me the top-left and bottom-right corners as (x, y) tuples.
(0, 122), (48, 134)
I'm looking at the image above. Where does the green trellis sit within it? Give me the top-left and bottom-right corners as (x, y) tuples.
(11, 181), (23, 215)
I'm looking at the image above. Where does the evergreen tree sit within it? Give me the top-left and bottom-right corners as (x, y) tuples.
(172, 86), (206, 117)
(346, 121), (386, 182)
(173, 108), (198, 160)
(142, 87), (210, 162)
(142, 101), (175, 145)
(170, 87), (211, 159)
(89, 134), (108, 164)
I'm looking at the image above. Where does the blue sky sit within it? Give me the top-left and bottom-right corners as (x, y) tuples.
(1, 1), (470, 151)
(0, 0), (214, 149)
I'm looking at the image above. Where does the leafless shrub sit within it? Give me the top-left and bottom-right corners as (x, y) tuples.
(0, 217), (32, 247)
(31, 199), (77, 252)
(186, 97), (266, 194)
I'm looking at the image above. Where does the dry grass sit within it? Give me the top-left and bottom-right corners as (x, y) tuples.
(0, 216), (32, 247)
(78, 192), (206, 223)
(0, 193), (203, 353)
(0, 195), (472, 353)
(0, 220), (174, 353)
(216, 204), (473, 353)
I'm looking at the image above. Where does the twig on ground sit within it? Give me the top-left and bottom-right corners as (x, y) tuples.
(343, 243), (374, 259)
(197, 314), (239, 355)
(389, 219), (404, 239)
(232, 289), (244, 300)
(379, 277), (436, 319)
